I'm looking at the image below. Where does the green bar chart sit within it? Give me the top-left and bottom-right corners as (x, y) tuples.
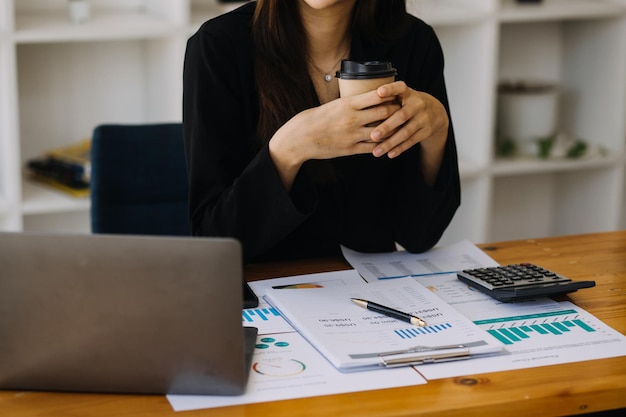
(474, 309), (596, 345)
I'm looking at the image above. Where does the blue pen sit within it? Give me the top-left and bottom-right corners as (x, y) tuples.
(351, 298), (428, 327)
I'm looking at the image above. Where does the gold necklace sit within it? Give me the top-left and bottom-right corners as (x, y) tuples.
(309, 47), (350, 82)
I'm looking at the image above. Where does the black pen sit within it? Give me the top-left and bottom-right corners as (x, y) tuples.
(351, 298), (427, 327)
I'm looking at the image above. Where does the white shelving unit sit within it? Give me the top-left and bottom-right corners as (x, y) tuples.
(0, 0), (625, 244)
(489, 0), (626, 242)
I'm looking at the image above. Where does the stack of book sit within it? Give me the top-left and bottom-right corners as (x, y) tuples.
(26, 139), (91, 197)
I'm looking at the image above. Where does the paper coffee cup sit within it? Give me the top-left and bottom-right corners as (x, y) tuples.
(336, 60), (397, 97)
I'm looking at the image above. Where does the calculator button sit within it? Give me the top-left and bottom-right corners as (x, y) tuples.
(457, 263), (596, 301)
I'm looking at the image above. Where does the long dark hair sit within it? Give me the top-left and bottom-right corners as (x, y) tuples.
(252, 0), (407, 143)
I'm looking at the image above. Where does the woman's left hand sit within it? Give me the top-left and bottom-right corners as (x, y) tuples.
(370, 81), (449, 159)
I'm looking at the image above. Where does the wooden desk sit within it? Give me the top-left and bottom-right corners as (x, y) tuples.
(1, 231), (625, 416)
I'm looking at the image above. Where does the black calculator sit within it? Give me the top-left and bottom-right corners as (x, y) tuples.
(457, 263), (595, 302)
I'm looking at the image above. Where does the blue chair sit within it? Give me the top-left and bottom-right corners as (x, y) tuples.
(90, 123), (190, 236)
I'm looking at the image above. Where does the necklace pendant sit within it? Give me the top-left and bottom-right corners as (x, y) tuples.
(324, 73), (333, 82)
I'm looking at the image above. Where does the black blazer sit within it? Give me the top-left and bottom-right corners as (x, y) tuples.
(183, 2), (460, 263)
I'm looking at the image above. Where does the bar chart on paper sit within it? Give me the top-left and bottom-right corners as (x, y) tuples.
(394, 323), (454, 339)
(243, 307), (281, 323)
(474, 309), (597, 345)
(243, 306), (292, 334)
(413, 303), (626, 381)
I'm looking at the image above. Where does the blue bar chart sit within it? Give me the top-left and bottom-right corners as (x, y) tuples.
(242, 306), (292, 334)
(243, 307), (281, 324)
(394, 323), (453, 339)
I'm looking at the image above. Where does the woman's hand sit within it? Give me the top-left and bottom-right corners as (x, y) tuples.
(369, 81), (449, 186)
(370, 81), (448, 158)
(269, 92), (400, 189)
(293, 93), (401, 160)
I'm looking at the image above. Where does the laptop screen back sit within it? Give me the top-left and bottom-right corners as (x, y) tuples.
(0, 232), (254, 395)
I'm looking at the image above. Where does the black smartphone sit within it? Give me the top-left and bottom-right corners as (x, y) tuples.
(243, 281), (259, 308)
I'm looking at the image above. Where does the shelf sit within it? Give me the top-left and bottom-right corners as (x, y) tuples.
(14, 10), (179, 43)
(1, 0), (625, 242)
(499, 0), (626, 23)
(492, 152), (624, 176)
(16, 40), (164, 161)
(21, 180), (89, 215)
(407, 0), (493, 26)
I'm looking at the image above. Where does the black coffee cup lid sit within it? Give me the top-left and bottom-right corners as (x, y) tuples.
(336, 60), (397, 80)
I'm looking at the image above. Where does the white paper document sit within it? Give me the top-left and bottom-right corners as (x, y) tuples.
(264, 278), (506, 371)
(410, 272), (626, 378)
(168, 241), (625, 412)
(168, 270), (424, 412)
(414, 300), (626, 379)
(167, 331), (424, 411)
(341, 239), (498, 282)
(243, 270), (366, 334)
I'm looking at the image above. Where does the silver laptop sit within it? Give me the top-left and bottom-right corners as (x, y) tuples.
(0, 232), (257, 395)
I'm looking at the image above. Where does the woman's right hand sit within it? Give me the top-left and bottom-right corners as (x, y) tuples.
(268, 91), (400, 189)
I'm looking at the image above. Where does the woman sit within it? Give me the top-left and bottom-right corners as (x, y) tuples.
(183, 0), (460, 263)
